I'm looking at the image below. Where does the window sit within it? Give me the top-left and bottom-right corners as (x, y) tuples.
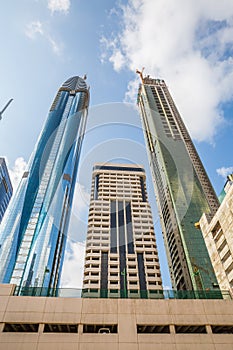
(83, 324), (117, 333)
(90, 272), (99, 276)
(3, 323), (39, 332)
(137, 325), (170, 334)
(211, 325), (233, 334)
(44, 324), (78, 333)
(175, 325), (207, 334)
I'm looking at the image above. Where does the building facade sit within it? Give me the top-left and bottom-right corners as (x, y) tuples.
(83, 163), (162, 298)
(0, 158), (13, 223)
(137, 74), (220, 291)
(0, 76), (89, 294)
(200, 175), (233, 295)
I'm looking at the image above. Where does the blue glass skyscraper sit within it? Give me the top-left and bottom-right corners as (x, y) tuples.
(0, 76), (89, 293)
(0, 158), (13, 223)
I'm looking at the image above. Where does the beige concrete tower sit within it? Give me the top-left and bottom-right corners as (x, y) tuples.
(199, 175), (233, 296)
(83, 163), (162, 298)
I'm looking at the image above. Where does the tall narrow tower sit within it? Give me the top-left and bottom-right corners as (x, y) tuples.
(83, 163), (162, 299)
(137, 74), (220, 291)
(0, 76), (89, 294)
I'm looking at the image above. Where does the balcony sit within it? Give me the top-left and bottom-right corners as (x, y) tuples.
(13, 286), (230, 300)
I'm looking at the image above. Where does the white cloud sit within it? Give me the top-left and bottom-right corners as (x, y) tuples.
(48, 36), (63, 55)
(67, 182), (90, 242)
(101, 0), (233, 142)
(48, 0), (70, 14)
(110, 50), (126, 72)
(60, 240), (86, 288)
(6, 157), (27, 191)
(25, 21), (44, 39)
(60, 182), (89, 287)
(216, 166), (233, 179)
(72, 182), (90, 221)
(25, 21), (63, 55)
(124, 78), (140, 103)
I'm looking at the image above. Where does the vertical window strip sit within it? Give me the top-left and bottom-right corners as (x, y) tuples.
(140, 177), (146, 202)
(118, 201), (127, 297)
(100, 251), (108, 297)
(94, 175), (99, 200)
(110, 201), (117, 253)
(125, 202), (134, 254)
(137, 253), (147, 298)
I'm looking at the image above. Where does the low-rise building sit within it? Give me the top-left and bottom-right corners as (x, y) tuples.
(200, 175), (233, 295)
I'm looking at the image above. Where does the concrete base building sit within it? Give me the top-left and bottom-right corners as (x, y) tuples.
(1, 284), (233, 349)
(200, 177), (233, 295)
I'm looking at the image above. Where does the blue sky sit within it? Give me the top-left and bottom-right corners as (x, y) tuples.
(0, 0), (233, 288)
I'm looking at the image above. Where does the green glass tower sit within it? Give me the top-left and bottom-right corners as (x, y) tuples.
(137, 73), (220, 291)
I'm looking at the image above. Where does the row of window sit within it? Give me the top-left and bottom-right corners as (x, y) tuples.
(88, 222), (155, 229)
(3, 323), (233, 334)
(85, 280), (162, 286)
(89, 204), (151, 211)
(84, 271), (160, 278)
(97, 183), (142, 188)
(84, 263), (160, 271)
(97, 189), (142, 194)
(85, 254), (156, 262)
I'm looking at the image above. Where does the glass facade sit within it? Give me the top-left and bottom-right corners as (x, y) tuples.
(0, 158), (13, 223)
(0, 76), (89, 293)
(137, 76), (220, 292)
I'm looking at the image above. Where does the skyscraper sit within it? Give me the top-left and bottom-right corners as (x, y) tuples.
(0, 157), (13, 223)
(0, 76), (89, 293)
(83, 163), (162, 298)
(137, 74), (220, 291)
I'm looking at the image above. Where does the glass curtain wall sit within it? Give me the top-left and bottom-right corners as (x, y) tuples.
(0, 76), (89, 294)
(137, 76), (220, 292)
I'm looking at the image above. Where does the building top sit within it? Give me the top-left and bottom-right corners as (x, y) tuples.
(0, 157), (13, 193)
(136, 69), (166, 86)
(142, 76), (166, 86)
(218, 173), (233, 203)
(61, 76), (88, 91)
(0, 157), (13, 224)
(50, 75), (90, 111)
(93, 163), (146, 174)
(201, 177), (233, 227)
(224, 174), (233, 193)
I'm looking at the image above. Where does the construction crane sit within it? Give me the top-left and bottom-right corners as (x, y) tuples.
(0, 99), (13, 121)
(136, 67), (145, 82)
